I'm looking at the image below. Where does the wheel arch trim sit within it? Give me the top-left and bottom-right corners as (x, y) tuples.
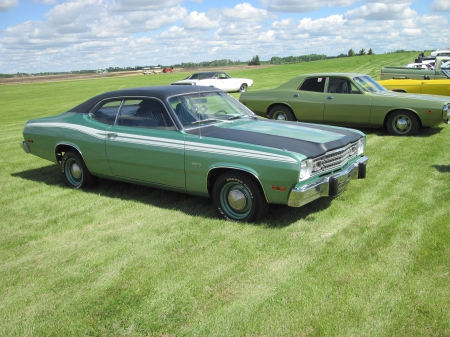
(383, 108), (422, 128)
(55, 142), (84, 163)
(206, 165), (269, 203)
(267, 102), (295, 118)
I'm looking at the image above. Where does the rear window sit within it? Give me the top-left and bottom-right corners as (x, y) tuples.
(299, 77), (325, 93)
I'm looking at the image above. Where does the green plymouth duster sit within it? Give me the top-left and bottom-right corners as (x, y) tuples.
(21, 86), (368, 222)
(239, 73), (450, 136)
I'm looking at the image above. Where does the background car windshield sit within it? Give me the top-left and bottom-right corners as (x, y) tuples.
(353, 75), (388, 93)
(185, 73), (215, 80)
(169, 91), (255, 127)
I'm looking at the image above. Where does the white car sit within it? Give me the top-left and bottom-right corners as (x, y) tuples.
(431, 49), (450, 57)
(172, 72), (253, 92)
(403, 63), (433, 69)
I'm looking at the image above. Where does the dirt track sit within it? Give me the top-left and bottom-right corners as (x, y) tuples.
(0, 65), (264, 85)
(0, 71), (139, 84)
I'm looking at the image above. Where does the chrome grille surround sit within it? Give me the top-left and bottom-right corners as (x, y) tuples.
(311, 141), (360, 177)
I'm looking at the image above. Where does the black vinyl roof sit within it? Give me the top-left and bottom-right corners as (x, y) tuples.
(67, 85), (222, 114)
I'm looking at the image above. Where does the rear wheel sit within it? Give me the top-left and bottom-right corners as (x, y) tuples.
(386, 110), (420, 136)
(61, 151), (98, 188)
(212, 171), (268, 222)
(269, 105), (296, 121)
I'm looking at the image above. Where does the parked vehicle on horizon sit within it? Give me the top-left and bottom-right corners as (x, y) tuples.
(380, 56), (450, 80)
(172, 71), (253, 92)
(239, 73), (450, 136)
(403, 63), (433, 69)
(20, 85), (368, 222)
(431, 49), (450, 57)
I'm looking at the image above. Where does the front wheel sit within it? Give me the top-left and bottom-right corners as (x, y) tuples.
(212, 171), (268, 222)
(268, 105), (296, 121)
(61, 151), (98, 188)
(239, 83), (248, 92)
(386, 111), (420, 136)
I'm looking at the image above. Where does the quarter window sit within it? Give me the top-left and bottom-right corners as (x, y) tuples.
(91, 100), (122, 125)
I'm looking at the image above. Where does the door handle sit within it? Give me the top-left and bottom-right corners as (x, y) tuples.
(327, 96), (333, 100)
(293, 93), (299, 97)
(107, 132), (118, 138)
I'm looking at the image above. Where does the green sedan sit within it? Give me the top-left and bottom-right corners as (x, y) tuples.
(21, 86), (368, 222)
(239, 73), (450, 136)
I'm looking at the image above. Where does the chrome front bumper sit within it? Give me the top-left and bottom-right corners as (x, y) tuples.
(288, 156), (369, 207)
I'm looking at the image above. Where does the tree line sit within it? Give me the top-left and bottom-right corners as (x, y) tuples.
(2, 48), (426, 77)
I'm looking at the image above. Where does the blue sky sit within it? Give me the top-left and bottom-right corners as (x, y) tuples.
(1, 0), (449, 73)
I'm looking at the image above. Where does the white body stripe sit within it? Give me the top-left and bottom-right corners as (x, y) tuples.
(29, 122), (298, 164)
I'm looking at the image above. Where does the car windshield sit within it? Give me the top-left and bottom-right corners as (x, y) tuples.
(168, 91), (256, 128)
(441, 61), (450, 69)
(184, 72), (215, 80)
(353, 75), (388, 93)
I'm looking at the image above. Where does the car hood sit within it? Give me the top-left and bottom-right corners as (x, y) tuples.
(380, 79), (450, 85)
(174, 78), (252, 84)
(377, 90), (450, 103)
(185, 119), (363, 158)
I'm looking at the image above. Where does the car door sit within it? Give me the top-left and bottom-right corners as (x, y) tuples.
(103, 98), (186, 189)
(288, 76), (327, 123)
(323, 77), (371, 126)
(216, 73), (235, 92)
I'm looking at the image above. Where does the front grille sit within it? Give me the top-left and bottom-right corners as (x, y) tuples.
(311, 141), (359, 176)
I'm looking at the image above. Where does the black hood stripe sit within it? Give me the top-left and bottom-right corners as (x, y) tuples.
(186, 122), (362, 158)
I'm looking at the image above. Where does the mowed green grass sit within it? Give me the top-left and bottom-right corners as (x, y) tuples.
(1, 51), (450, 336)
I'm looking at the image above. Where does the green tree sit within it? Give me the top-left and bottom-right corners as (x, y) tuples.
(368, 48), (374, 55)
(348, 48), (355, 57)
(248, 55), (260, 66)
(359, 48), (366, 56)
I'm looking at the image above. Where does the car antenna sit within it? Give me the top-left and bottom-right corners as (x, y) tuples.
(197, 61), (202, 139)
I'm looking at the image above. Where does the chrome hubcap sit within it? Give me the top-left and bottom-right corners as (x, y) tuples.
(276, 113), (286, 121)
(396, 117), (409, 131)
(228, 189), (247, 211)
(71, 163), (82, 179)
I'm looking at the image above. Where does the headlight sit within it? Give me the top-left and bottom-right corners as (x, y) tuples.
(444, 104), (450, 117)
(357, 137), (366, 155)
(299, 159), (313, 181)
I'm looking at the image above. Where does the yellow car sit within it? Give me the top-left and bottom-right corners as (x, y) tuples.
(378, 78), (450, 96)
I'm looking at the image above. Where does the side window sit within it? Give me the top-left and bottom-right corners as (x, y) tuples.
(327, 77), (356, 94)
(349, 82), (361, 94)
(299, 77), (325, 93)
(91, 100), (122, 125)
(116, 98), (176, 130)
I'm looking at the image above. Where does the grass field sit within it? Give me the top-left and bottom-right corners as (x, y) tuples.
(1, 51), (450, 336)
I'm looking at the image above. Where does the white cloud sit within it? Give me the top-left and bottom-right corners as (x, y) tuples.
(345, 3), (417, 20)
(431, 0), (450, 11)
(298, 14), (347, 36)
(221, 3), (273, 21)
(0, 0), (19, 12)
(182, 11), (218, 30)
(109, 0), (184, 12)
(260, 0), (359, 13)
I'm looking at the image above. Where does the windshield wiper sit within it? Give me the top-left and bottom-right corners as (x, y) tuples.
(228, 114), (257, 120)
(190, 118), (231, 125)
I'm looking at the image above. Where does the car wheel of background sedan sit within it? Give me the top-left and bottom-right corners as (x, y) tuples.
(212, 171), (268, 222)
(239, 84), (248, 92)
(386, 110), (420, 136)
(269, 105), (296, 121)
(61, 151), (98, 189)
